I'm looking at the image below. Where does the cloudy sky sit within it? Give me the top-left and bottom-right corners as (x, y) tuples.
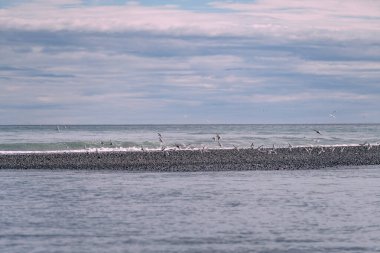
(0, 0), (379, 124)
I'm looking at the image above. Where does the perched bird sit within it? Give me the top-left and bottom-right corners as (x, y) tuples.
(304, 147), (312, 155)
(360, 142), (372, 150)
(268, 144), (277, 154)
(200, 145), (208, 153)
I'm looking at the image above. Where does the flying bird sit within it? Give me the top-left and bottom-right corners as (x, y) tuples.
(313, 129), (322, 135)
(212, 133), (221, 141)
(158, 133), (164, 144)
(329, 111), (337, 118)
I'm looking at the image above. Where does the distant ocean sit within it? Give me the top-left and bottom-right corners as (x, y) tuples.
(1, 124), (380, 153)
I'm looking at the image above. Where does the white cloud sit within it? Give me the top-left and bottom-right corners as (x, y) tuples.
(297, 60), (380, 78)
(1, 1), (380, 123)
(0, 0), (379, 41)
(245, 91), (377, 103)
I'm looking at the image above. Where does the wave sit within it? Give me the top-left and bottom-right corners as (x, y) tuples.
(0, 141), (156, 152)
(0, 143), (374, 155)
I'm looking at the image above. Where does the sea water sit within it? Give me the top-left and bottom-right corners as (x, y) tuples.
(1, 125), (380, 252)
(1, 167), (380, 252)
(1, 124), (380, 152)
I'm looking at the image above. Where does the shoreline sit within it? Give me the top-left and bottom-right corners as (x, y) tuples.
(1, 145), (380, 171)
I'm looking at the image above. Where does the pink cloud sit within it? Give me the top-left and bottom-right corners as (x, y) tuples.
(0, 0), (378, 41)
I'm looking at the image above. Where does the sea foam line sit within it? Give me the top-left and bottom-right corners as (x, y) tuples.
(0, 143), (374, 155)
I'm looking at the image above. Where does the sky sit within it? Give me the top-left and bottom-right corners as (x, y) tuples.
(0, 0), (379, 124)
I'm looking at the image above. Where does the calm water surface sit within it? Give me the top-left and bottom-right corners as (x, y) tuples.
(1, 166), (380, 252)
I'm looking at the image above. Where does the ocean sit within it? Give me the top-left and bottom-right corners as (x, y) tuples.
(1, 124), (380, 153)
(1, 167), (380, 252)
(1, 124), (380, 252)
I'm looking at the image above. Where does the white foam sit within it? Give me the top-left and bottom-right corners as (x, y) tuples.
(0, 143), (374, 155)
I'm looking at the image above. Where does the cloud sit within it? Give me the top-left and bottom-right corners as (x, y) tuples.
(246, 92), (378, 103)
(0, 0), (379, 42)
(1, 1), (380, 123)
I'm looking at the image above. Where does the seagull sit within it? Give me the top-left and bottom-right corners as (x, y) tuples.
(360, 142), (372, 150)
(212, 134), (221, 141)
(313, 129), (322, 135)
(200, 145), (208, 153)
(158, 133), (164, 144)
(268, 144), (277, 154)
(304, 147), (312, 155)
(318, 146), (325, 155)
(212, 134), (222, 148)
(256, 145), (266, 153)
(288, 143), (293, 151)
(329, 111), (337, 118)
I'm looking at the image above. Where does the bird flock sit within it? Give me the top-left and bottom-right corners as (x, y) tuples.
(142, 129), (379, 155)
(54, 126), (379, 155)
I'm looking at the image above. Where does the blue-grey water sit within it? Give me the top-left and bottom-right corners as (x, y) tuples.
(1, 167), (380, 252)
(1, 124), (380, 152)
(1, 125), (380, 252)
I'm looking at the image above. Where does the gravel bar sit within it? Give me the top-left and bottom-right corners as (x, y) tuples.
(1, 145), (380, 171)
